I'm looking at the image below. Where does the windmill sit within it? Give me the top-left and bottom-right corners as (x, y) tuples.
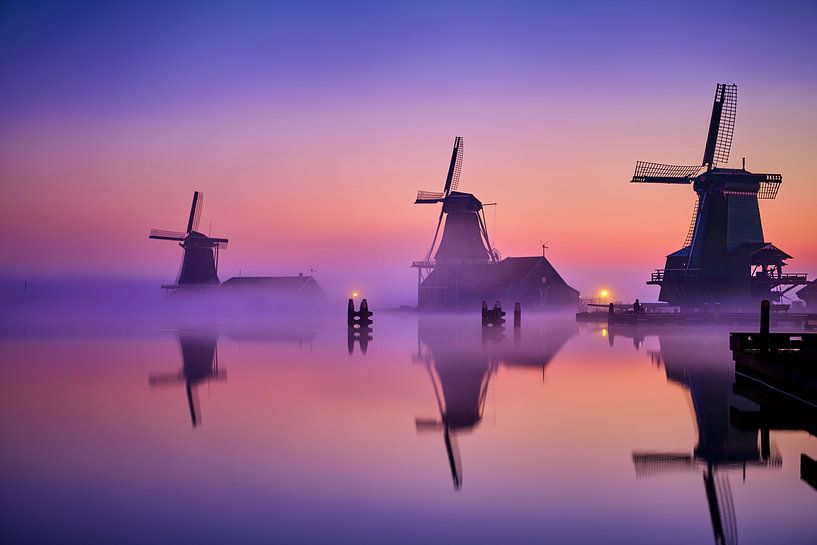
(149, 331), (226, 427)
(414, 137), (497, 265)
(149, 191), (229, 288)
(630, 84), (807, 307)
(412, 137), (501, 308)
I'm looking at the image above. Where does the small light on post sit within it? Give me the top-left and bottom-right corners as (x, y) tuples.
(352, 291), (359, 298)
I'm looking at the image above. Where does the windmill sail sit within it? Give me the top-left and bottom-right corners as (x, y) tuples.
(443, 136), (463, 195)
(149, 229), (187, 241)
(683, 197), (700, 247)
(631, 161), (700, 184)
(702, 84), (737, 167)
(186, 191), (204, 233)
(415, 191), (445, 204)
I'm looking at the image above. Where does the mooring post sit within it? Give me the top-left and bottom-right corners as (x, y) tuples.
(482, 300), (488, 326)
(514, 302), (521, 328)
(347, 298), (355, 327)
(608, 302), (614, 318)
(360, 299), (373, 327)
(760, 299), (770, 335)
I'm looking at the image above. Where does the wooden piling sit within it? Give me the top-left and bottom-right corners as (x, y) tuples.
(482, 301), (506, 328)
(514, 302), (521, 328)
(347, 298), (373, 328)
(760, 299), (770, 335)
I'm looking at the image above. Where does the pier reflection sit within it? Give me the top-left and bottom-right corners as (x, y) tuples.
(149, 331), (225, 427)
(731, 366), (817, 495)
(414, 316), (576, 488)
(626, 330), (781, 545)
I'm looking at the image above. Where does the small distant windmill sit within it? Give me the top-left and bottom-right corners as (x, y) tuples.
(149, 191), (229, 287)
(630, 84), (807, 306)
(414, 137), (497, 265)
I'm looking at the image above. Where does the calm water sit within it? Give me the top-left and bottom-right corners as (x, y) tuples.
(2, 312), (815, 545)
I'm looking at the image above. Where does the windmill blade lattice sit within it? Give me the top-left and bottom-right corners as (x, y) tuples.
(149, 229), (187, 241)
(631, 161), (701, 184)
(445, 136), (464, 194)
(702, 84), (737, 167)
(187, 191), (204, 234)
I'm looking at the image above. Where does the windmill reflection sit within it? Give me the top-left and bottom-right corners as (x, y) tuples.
(415, 316), (576, 489)
(627, 331), (781, 545)
(730, 365), (817, 495)
(149, 331), (225, 427)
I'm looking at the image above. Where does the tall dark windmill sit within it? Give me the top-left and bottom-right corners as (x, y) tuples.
(415, 137), (497, 264)
(412, 137), (498, 308)
(149, 191), (229, 288)
(630, 84), (807, 307)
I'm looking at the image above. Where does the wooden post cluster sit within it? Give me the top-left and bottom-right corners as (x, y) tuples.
(482, 300), (506, 328)
(348, 298), (373, 328)
(347, 299), (373, 355)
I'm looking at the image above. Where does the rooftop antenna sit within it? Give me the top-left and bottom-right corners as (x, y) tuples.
(541, 241), (549, 257)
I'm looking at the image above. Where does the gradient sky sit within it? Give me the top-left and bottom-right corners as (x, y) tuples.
(1, 0), (815, 302)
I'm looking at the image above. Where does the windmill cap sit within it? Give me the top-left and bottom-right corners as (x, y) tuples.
(443, 191), (483, 213)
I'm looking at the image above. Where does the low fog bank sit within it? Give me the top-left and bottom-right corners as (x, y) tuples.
(0, 275), (581, 336)
(0, 275), (385, 334)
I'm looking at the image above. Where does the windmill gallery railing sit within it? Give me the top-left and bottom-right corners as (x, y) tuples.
(650, 269), (808, 288)
(412, 259), (495, 268)
(648, 268), (702, 284)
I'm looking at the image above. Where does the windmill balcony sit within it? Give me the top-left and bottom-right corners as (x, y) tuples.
(412, 259), (494, 268)
(752, 272), (809, 288)
(648, 268), (702, 285)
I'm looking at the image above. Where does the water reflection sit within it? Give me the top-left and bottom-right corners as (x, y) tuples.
(731, 365), (817, 495)
(414, 316), (577, 489)
(4, 315), (816, 544)
(149, 331), (225, 427)
(347, 326), (373, 355)
(626, 330), (781, 545)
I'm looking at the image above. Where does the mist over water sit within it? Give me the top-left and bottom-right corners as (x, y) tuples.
(2, 308), (816, 545)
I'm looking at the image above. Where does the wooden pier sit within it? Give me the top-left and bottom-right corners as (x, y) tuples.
(730, 300), (817, 404)
(577, 301), (810, 329)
